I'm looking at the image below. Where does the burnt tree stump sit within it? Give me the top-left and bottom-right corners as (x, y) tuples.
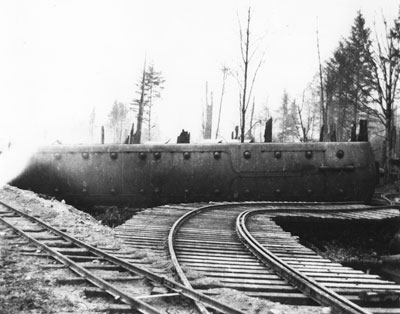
(358, 119), (368, 142)
(177, 129), (190, 143)
(264, 118), (272, 143)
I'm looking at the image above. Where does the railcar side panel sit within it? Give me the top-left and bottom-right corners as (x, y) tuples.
(11, 142), (377, 206)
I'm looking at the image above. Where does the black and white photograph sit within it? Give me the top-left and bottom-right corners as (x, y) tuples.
(1, 1), (400, 313)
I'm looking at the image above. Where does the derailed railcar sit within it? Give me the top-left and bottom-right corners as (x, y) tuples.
(11, 142), (377, 207)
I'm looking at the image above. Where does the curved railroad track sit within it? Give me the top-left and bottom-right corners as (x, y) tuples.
(237, 205), (400, 314)
(116, 202), (400, 314)
(168, 203), (316, 305)
(0, 200), (249, 314)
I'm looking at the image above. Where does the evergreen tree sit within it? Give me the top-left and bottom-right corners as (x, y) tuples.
(296, 86), (320, 142)
(131, 62), (165, 143)
(324, 42), (352, 140)
(323, 12), (374, 141)
(322, 10), (400, 181)
(143, 64), (165, 141)
(345, 11), (374, 121)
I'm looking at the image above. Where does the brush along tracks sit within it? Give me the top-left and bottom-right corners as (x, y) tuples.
(0, 201), (249, 314)
(167, 202), (400, 314)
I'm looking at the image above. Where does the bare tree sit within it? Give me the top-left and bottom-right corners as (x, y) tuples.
(215, 66), (230, 139)
(295, 75), (322, 142)
(243, 97), (258, 141)
(249, 97), (256, 139)
(253, 99), (271, 142)
(316, 21), (327, 141)
(365, 14), (400, 181)
(109, 101), (128, 143)
(237, 7), (265, 142)
(295, 90), (317, 142)
(203, 81), (213, 139)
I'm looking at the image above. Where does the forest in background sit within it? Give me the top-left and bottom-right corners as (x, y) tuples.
(88, 9), (400, 182)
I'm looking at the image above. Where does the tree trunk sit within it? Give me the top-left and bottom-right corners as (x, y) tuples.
(337, 89), (345, 141)
(215, 68), (228, 139)
(316, 25), (327, 141)
(133, 62), (146, 144)
(385, 112), (394, 183)
(240, 8), (251, 143)
(148, 86), (153, 142)
(129, 123), (134, 144)
(357, 119), (368, 141)
(205, 91), (213, 139)
(341, 97), (348, 141)
(264, 118), (272, 142)
(204, 82), (213, 139)
(350, 121), (357, 141)
(249, 97), (255, 139)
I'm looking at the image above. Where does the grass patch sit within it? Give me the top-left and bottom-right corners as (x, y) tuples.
(77, 205), (142, 227)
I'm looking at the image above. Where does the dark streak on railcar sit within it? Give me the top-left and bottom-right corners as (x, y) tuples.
(10, 142), (377, 207)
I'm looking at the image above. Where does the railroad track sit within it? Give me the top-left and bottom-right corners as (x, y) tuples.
(381, 193), (400, 205)
(237, 205), (400, 314)
(116, 202), (400, 313)
(0, 200), (249, 314)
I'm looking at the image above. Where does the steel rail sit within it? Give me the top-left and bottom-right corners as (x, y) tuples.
(0, 200), (249, 314)
(3, 199), (397, 313)
(166, 201), (325, 313)
(168, 205), (231, 314)
(168, 201), (400, 314)
(236, 209), (374, 314)
(166, 201), (367, 314)
(381, 193), (399, 205)
(0, 210), (162, 314)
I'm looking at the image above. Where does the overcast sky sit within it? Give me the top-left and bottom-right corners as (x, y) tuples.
(0, 0), (398, 145)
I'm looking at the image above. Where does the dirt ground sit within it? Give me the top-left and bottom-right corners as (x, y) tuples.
(0, 185), (323, 314)
(0, 225), (100, 314)
(0, 185), (132, 314)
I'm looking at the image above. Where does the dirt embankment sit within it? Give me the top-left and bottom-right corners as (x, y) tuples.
(0, 185), (132, 313)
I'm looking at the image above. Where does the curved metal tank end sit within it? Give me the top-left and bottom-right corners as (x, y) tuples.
(10, 142), (377, 207)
